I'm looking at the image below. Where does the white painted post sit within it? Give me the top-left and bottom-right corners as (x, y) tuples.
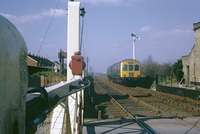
(66, 1), (83, 134)
(131, 33), (139, 60)
(0, 15), (28, 134)
(133, 39), (136, 60)
(67, 1), (81, 81)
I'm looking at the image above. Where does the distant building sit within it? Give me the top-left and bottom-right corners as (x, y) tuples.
(54, 61), (60, 72)
(28, 54), (53, 68)
(182, 22), (200, 86)
(27, 53), (67, 76)
(27, 53), (54, 75)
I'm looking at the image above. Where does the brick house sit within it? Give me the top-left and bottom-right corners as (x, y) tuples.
(27, 55), (37, 67)
(182, 22), (200, 86)
(27, 54), (53, 75)
(28, 54), (53, 68)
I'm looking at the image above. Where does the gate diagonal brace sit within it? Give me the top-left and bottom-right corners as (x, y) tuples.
(26, 87), (60, 134)
(25, 79), (91, 134)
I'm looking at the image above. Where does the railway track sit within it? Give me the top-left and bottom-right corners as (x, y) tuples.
(95, 77), (158, 134)
(98, 76), (200, 117)
(93, 76), (200, 133)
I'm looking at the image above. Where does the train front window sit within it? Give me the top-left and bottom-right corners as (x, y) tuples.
(129, 65), (133, 71)
(123, 65), (128, 71)
(135, 65), (139, 71)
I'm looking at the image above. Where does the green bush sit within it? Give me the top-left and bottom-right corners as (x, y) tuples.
(172, 59), (183, 82)
(31, 71), (60, 77)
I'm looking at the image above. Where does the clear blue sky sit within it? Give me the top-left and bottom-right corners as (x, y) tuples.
(1, 0), (200, 73)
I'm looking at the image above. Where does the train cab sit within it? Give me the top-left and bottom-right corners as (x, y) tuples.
(120, 59), (141, 78)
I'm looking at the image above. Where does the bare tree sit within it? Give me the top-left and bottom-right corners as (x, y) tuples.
(141, 55), (158, 77)
(141, 55), (172, 77)
(157, 62), (173, 77)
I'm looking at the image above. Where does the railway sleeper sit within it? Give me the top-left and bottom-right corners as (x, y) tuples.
(119, 110), (127, 117)
(150, 93), (200, 113)
(129, 96), (158, 114)
(129, 95), (176, 118)
(137, 87), (200, 106)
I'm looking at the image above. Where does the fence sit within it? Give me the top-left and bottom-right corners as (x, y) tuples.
(29, 76), (67, 87)
(156, 85), (200, 100)
(155, 75), (179, 87)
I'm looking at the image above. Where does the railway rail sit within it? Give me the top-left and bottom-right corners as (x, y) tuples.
(93, 76), (200, 133)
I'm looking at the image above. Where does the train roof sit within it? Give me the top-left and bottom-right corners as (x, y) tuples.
(107, 59), (140, 68)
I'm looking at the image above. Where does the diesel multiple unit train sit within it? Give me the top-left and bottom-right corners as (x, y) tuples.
(107, 59), (141, 86)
